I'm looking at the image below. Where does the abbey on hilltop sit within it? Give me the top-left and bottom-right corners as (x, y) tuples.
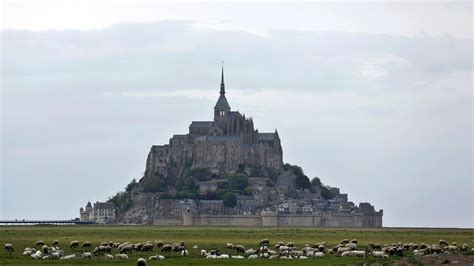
(95, 66), (383, 227)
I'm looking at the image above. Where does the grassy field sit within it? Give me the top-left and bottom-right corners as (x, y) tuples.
(1, 225), (473, 265)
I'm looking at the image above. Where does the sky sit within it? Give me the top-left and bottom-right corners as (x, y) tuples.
(1, 1), (472, 228)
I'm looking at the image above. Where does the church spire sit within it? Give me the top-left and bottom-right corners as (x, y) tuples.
(220, 61), (225, 95)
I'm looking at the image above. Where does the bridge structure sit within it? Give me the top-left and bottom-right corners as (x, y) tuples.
(0, 219), (96, 225)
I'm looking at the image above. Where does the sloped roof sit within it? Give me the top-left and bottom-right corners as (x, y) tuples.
(214, 94), (231, 110)
(189, 121), (214, 128)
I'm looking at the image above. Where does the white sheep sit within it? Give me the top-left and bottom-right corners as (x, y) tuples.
(248, 254), (258, 259)
(314, 252), (325, 258)
(193, 245), (199, 249)
(218, 254), (230, 259)
(299, 256), (308, 259)
(116, 253), (129, 260)
(104, 254), (114, 260)
(60, 254), (76, 260)
(81, 252), (92, 259)
(231, 255), (244, 259)
(31, 253), (42, 259)
(269, 255), (279, 259)
(372, 251), (388, 258)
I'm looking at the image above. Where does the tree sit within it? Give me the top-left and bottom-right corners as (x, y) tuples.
(321, 186), (334, 200)
(125, 179), (138, 193)
(311, 177), (322, 187)
(295, 175), (311, 190)
(227, 173), (248, 191)
(223, 192), (237, 208)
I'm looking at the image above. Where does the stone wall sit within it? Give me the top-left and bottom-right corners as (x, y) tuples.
(154, 212), (383, 227)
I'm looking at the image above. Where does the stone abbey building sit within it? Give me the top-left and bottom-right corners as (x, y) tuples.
(142, 67), (283, 183)
(101, 66), (383, 227)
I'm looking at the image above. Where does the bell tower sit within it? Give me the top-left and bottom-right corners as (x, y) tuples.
(214, 63), (231, 120)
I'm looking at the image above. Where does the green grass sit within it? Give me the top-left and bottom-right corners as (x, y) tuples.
(1, 225), (473, 265)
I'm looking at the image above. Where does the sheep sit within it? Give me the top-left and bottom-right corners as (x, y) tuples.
(315, 251), (325, 258)
(286, 242), (294, 247)
(340, 239), (350, 245)
(81, 252), (92, 259)
(154, 240), (164, 247)
(115, 253), (129, 260)
(52, 240), (59, 246)
(31, 253), (42, 259)
(81, 241), (92, 249)
(218, 254), (230, 259)
(141, 243), (154, 252)
(42, 245), (51, 254)
(35, 240), (45, 246)
(299, 255), (308, 259)
(248, 254), (258, 259)
(461, 243), (469, 252)
(439, 239), (448, 246)
(137, 258), (148, 266)
(60, 254), (76, 260)
(70, 240), (79, 249)
(200, 249), (208, 256)
(260, 238), (270, 246)
(104, 254), (114, 259)
(4, 243), (14, 256)
(372, 251), (388, 258)
(206, 254), (217, 259)
(50, 252), (61, 259)
(447, 245), (458, 253)
(181, 249), (189, 257)
(161, 244), (173, 252)
(23, 250), (32, 256)
(193, 245), (199, 249)
(232, 255), (245, 259)
(119, 244), (133, 254)
(134, 243), (144, 251)
(226, 243), (234, 249)
(234, 244), (245, 254)
(245, 248), (256, 255)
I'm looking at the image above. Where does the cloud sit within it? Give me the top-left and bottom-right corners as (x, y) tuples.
(355, 54), (410, 81)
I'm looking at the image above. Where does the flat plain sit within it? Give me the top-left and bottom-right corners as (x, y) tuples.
(1, 225), (473, 265)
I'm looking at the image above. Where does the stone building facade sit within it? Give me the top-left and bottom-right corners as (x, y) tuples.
(80, 201), (116, 224)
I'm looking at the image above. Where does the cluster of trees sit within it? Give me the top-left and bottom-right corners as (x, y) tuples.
(107, 179), (138, 213)
(284, 163), (334, 200)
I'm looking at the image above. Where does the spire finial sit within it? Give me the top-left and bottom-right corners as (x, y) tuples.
(220, 61), (225, 95)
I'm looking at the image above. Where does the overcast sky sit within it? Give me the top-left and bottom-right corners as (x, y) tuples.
(1, 1), (472, 228)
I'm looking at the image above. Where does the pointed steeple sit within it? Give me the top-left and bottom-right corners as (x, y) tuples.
(220, 61), (225, 95)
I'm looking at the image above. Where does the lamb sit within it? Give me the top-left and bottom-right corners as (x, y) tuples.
(137, 258), (148, 266)
(218, 254), (230, 259)
(115, 253), (129, 260)
(4, 243), (14, 256)
(70, 240), (79, 249)
(104, 254), (114, 259)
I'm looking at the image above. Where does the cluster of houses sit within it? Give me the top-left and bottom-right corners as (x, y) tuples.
(79, 201), (116, 224)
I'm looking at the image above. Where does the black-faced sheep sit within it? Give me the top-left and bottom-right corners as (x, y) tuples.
(4, 243), (14, 256)
(69, 240), (79, 249)
(137, 257), (147, 266)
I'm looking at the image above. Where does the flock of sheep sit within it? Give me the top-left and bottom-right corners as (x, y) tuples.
(4, 238), (473, 265)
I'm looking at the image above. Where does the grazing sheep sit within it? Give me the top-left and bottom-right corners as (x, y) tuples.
(286, 242), (294, 247)
(439, 240), (448, 246)
(226, 243), (234, 249)
(81, 252), (92, 259)
(181, 250), (189, 257)
(35, 240), (45, 246)
(149, 254), (165, 260)
(200, 249), (208, 256)
(31, 253), (42, 259)
(134, 243), (144, 251)
(218, 254), (230, 259)
(104, 254), (114, 259)
(52, 240), (59, 246)
(161, 244), (172, 252)
(154, 240), (164, 247)
(315, 252), (325, 258)
(232, 255), (245, 259)
(193, 245), (199, 249)
(4, 243), (14, 256)
(461, 243), (469, 252)
(260, 239), (270, 246)
(372, 251), (388, 258)
(299, 256), (308, 259)
(137, 258), (148, 266)
(70, 240), (79, 249)
(42, 245), (51, 254)
(269, 255), (279, 259)
(234, 244), (245, 254)
(115, 254), (129, 260)
(248, 254), (258, 259)
(119, 244), (133, 254)
(81, 241), (92, 249)
(141, 243), (154, 252)
(245, 248), (256, 255)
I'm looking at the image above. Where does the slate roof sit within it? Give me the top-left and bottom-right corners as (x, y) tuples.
(189, 121), (214, 128)
(94, 202), (115, 209)
(214, 94), (231, 110)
